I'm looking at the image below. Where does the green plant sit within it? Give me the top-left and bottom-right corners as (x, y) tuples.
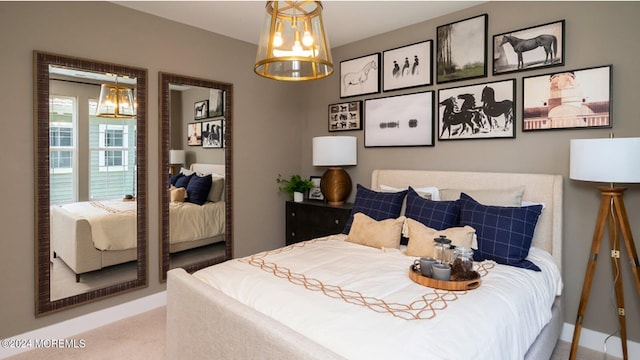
(276, 174), (314, 195)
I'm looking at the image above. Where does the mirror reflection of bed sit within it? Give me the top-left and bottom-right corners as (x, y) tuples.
(48, 66), (140, 301)
(167, 163), (226, 270)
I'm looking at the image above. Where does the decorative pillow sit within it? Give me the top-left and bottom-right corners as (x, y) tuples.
(170, 187), (186, 202)
(169, 172), (184, 187)
(346, 213), (406, 249)
(207, 176), (225, 202)
(458, 192), (543, 271)
(439, 186), (525, 206)
(174, 173), (193, 189)
(404, 218), (476, 258)
(186, 173), (213, 205)
(342, 184), (407, 234)
(180, 167), (195, 176)
(405, 187), (460, 230)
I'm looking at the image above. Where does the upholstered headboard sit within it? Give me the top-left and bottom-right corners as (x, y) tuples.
(371, 169), (563, 270)
(190, 163), (225, 177)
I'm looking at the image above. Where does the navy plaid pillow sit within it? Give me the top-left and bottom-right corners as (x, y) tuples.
(405, 187), (460, 230)
(458, 192), (543, 271)
(169, 172), (184, 187)
(186, 174), (212, 205)
(342, 184), (407, 234)
(174, 173), (193, 189)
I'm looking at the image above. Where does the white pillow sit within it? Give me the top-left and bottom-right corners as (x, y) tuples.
(380, 184), (440, 201)
(180, 167), (195, 176)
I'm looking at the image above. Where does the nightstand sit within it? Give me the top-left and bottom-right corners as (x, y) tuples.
(285, 200), (353, 245)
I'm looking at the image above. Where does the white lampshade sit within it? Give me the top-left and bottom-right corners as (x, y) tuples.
(312, 136), (357, 166)
(570, 137), (640, 183)
(169, 149), (185, 165)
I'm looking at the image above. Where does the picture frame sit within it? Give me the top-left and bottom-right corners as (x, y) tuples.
(522, 65), (612, 131)
(308, 176), (324, 201)
(194, 100), (209, 120)
(437, 79), (516, 141)
(436, 14), (488, 84)
(383, 40), (433, 92)
(187, 122), (202, 146)
(493, 20), (565, 75)
(364, 91), (434, 148)
(202, 119), (223, 148)
(340, 53), (380, 98)
(328, 101), (362, 132)
(208, 89), (225, 118)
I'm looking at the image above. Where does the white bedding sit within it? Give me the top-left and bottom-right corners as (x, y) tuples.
(51, 199), (136, 251)
(194, 234), (562, 360)
(169, 200), (225, 244)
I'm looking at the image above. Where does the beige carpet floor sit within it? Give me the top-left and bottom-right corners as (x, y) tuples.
(9, 306), (621, 359)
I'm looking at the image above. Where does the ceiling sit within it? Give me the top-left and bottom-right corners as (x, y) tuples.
(113, 1), (485, 48)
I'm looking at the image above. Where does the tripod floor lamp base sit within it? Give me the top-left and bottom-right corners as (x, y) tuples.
(569, 187), (640, 360)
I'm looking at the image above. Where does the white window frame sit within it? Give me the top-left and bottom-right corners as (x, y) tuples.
(97, 124), (129, 172)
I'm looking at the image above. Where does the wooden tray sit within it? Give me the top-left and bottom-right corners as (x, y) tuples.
(408, 266), (481, 291)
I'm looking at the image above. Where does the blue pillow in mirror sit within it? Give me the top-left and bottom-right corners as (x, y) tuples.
(169, 172), (184, 187)
(174, 173), (193, 189)
(186, 174), (212, 206)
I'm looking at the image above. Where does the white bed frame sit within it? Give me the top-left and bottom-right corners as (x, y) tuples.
(167, 169), (563, 360)
(51, 163), (226, 282)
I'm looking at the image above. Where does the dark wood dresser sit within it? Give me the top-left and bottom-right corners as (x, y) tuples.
(285, 200), (353, 245)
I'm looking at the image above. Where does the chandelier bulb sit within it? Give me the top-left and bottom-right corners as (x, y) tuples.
(273, 31), (283, 47)
(302, 31), (314, 47)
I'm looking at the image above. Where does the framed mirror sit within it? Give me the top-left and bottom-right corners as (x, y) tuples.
(34, 51), (147, 315)
(159, 73), (233, 282)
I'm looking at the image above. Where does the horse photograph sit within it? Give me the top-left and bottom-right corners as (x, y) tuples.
(202, 119), (223, 148)
(382, 40), (432, 91)
(438, 79), (515, 140)
(340, 53), (380, 98)
(493, 20), (564, 74)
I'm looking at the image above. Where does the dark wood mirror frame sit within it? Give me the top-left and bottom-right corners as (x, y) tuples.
(34, 51), (148, 316)
(159, 73), (233, 282)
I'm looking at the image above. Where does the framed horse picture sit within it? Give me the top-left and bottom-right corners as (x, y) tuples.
(522, 65), (612, 131)
(436, 14), (487, 84)
(202, 119), (223, 148)
(437, 79), (516, 141)
(493, 20), (565, 75)
(383, 40), (433, 92)
(340, 53), (380, 98)
(194, 100), (208, 120)
(328, 101), (362, 132)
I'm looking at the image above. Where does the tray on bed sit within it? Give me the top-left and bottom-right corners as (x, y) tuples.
(408, 265), (481, 291)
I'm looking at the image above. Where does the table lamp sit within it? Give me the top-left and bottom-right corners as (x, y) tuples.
(169, 149), (185, 175)
(569, 136), (640, 360)
(312, 136), (357, 206)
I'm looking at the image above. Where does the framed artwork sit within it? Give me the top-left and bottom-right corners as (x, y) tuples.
(383, 40), (433, 92)
(437, 78), (516, 140)
(194, 100), (208, 120)
(202, 119), (223, 148)
(436, 14), (487, 84)
(208, 89), (225, 118)
(187, 122), (202, 146)
(308, 176), (324, 201)
(328, 101), (362, 132)
(364, 91), (434, 148)
(340, 53), (380, 98)
(522, 65), (612, 131)
(493, 20), (565, 75)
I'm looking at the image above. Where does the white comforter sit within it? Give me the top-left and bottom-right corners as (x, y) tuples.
(169, 201), (225, 244)
(194, 234), (562, 360)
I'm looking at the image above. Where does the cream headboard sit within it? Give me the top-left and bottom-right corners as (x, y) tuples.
(371, 169), (563, 270)
(190, 163), (225, 177)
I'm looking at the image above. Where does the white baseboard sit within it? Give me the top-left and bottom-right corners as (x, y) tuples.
(561, 322), (640, 359)
(0, 291), (167, 359)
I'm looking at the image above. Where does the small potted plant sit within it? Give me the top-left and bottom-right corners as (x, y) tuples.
(276, 174), (314, 202)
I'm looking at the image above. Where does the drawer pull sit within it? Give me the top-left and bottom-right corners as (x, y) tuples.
(334, 219), (340, 224)
(291, 232), (296, 237)
(291, 212), (296, 217)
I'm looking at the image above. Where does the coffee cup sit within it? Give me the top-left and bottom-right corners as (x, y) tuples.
(416, 257), (436, 277)
(432, 263), (451, 281)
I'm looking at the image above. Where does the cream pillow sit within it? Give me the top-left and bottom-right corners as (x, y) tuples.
(346, 213), (406, 249)
(380, 184), (439, 200)
(207, 176), (224, 202)
(404, 218), (476, 257)
(439, 186), (525, 206)
(170, 187), (187, 202)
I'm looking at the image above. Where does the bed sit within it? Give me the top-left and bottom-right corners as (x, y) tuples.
(166, 169), (563, 360)
(50, 163), (225, 282)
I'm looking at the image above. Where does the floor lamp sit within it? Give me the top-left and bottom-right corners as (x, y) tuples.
(569, 137), (640, 360)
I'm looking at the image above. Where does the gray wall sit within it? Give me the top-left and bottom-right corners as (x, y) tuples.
(0, 0), (639, 345)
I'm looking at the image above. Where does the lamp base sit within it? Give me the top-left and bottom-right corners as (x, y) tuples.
(320, 167), (352, 206)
